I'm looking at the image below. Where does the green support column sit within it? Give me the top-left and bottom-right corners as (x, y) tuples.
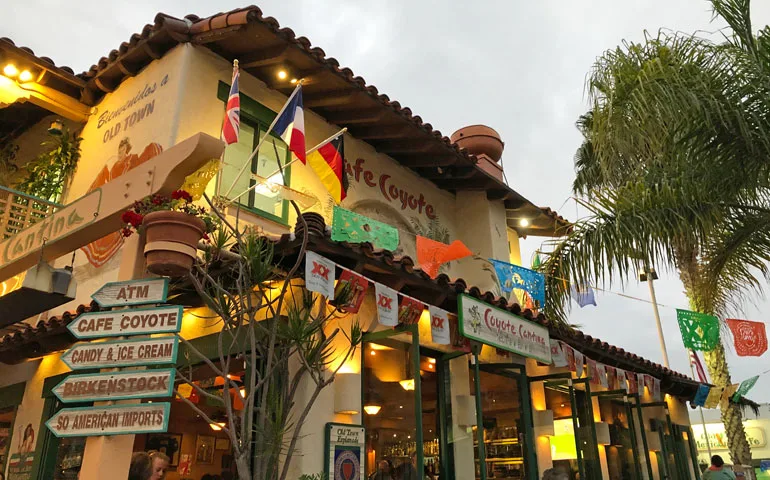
(625, 398), (644, 480)
(519, 374), (538, 480)
(473, 351), (487, 480)
(411, 324), (424, 477)
(635, 397), (654, 480)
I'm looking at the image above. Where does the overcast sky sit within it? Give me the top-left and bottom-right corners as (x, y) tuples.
(6, 1), (770, 404)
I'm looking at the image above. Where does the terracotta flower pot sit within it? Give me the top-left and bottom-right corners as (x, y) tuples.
(450, 125), (504, 162)
(142, 211), (206, 277)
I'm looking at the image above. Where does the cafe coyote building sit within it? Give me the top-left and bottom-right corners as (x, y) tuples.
(0, 7), (703, 480)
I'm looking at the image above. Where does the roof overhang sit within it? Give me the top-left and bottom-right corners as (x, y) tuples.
(76, 8), (570, 236)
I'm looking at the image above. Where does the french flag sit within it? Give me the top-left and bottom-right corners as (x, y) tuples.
(272, 86), (306, 163)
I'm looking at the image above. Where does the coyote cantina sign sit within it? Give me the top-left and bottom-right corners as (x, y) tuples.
(0, 133), (223, 282)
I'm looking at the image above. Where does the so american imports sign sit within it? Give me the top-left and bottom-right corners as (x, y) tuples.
(458, 294), (551, 363)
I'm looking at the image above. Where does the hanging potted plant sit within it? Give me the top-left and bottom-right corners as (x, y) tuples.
(121, 190), (218, 276)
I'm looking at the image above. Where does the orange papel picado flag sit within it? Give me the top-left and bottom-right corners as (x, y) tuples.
(307, 135), (347, 203)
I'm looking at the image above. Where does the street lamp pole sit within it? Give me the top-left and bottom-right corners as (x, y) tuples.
(641, 266), (670, 368)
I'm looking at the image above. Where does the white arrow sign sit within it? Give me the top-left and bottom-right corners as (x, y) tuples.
(67, 305), (183, 339)
(46, 402), (171, 438)
(91, 278), (169, 307)
(53, 369), (176, 403)
(61, 337), (179, 370)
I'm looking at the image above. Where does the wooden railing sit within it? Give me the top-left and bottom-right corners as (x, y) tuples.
(0, 186), (60, 239)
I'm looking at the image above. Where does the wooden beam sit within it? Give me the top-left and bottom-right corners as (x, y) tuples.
(435, 178), (493, 190)
(116, 60), (139, 77)
(238, 44), (289, 68)
(349, 125), (410, 140)
(487, 189), (513, 201)
(141, 42), (162, 60)
(192, 25), (244, 44)
(264, 67), (325, 89)
(418, 166), (477, 180)
(304, 89), (358, 108)
(93, 76), (115, 94)
(323, 108), (388, 125)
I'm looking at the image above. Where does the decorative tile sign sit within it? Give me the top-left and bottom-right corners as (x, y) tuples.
(67, 305), (183, 339)
(46, 403), (171, 438)
(61, 337), (179, 370)
(458, 294), (551, 363)
(52, 369), (176, 403)
(91, 278), (169, 307)
(324, 423), (365, 480)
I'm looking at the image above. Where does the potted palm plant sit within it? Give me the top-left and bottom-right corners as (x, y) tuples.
(121, 190), (217, 276)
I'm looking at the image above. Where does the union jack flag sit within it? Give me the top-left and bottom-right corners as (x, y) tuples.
(221, 61), (240, 145)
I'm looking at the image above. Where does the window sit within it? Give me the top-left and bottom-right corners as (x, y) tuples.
(217, 82), (291, 224)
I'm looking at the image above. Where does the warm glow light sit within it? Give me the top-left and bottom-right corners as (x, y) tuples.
(239, 387), (247, 398)
(428, 358), (436, 364)
(519, 218), (530, 227)
(3, 64), (18, 78)
(370, 350), (376, 356)
(209, 422), (226, 431)
(18, 70), (32, 82)
(290, 78), (298, 84)
(277, 70), (288, 80)
(369, 344), (394, 351)
(363, 405), (382, 415)
(428, 364), (433, 369)
(399, 379), (415, 391)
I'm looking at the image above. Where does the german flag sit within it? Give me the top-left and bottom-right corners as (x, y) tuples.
(307, 135), (348, 203)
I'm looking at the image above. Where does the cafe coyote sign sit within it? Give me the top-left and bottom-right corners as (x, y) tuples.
(91, 278), (169, 307)
(67, 304), (183, 339)
(458, 294), (552, 363)
(46, 402), (171, 438)
(61, 337), (179, 370)
(52, 369), (175, 403)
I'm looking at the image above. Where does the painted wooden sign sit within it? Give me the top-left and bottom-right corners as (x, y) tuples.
(67, 305), (183, 339)
(46, 402), (171, 438)
(91, 278), (169, 307)
(52, 369), (176, 403)
(61, 337), (179, 370)
(458, 294), (552, 363)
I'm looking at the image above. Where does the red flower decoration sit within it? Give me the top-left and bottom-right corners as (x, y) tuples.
(172, 190), (193, 202)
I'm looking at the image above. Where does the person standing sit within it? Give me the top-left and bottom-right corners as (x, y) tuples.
(702, 455), (737, 480)
(369, 460), (394, 480)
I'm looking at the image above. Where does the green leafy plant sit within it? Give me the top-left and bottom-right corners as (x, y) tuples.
(120, 190), (219, 238)
(16, 127), (81, 202)
(176, 194), (361, 480)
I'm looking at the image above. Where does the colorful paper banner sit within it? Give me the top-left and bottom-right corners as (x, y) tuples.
(574, 350), (585, 378)
(551, 341), (568, 367)
(726, 319), (768, 357)
(333, 270), (368, 313)
(375, 283), (399, 327)
(570, 284), (597, 308)
(489, 259), (546, 310)
(676, 309), (720, 351)
(429, 306), (450, 345)
(398, 296), (424, 325)
(331, 206), (399, 251)
(305, 251), (336, 299)
(416, 237), (472, 278)
(626, 371), (638, 394)
(733, 375), (760, 402)
(704, 387), (724, 409)
(597, 363), (608, 388)
(692, 384), (710, 407)
(720, 384), (739, 410)
(587, 358), (600, 386)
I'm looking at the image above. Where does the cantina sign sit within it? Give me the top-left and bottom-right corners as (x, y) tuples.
(458, 294), (551, 363)
(345, 157), (437, 219)
(46, 403), (170, 438)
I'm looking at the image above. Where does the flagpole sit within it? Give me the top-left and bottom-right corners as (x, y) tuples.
(690, 358), (713, 459)
(228, 128), (347, 203)
(222, 83), (302, 198)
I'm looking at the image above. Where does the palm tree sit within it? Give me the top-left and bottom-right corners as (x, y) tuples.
(540, 0), (770, 465)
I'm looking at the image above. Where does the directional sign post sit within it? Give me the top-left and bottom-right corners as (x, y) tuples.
(67, 305), (183, 339)
(52, 368), (176, 403)
(46, 402), (171, 438)
(61, 337), (179, 370)
(91, 278), (169, 307)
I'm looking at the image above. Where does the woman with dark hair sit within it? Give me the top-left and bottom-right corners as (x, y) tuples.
(19, 424), (34, 454)
(702, 455), (736, 480)
(129, 452), (153, 480)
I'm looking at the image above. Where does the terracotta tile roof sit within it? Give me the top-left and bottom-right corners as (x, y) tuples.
(0, 37), (77, 75)
(72, 6), (570, 235)
(0, 301), (100, 364)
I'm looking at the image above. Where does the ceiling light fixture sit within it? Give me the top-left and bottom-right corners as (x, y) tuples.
(277, 70), (288, 80)
(399, 379), (415, 391)
(290, 78), (298, 84)
(209, 422), (226, 431)
(3, 64), (18, 78)
(519, 218), (530, 227)
(18, 70), (32, 82)
(363, 405), (382, 415)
